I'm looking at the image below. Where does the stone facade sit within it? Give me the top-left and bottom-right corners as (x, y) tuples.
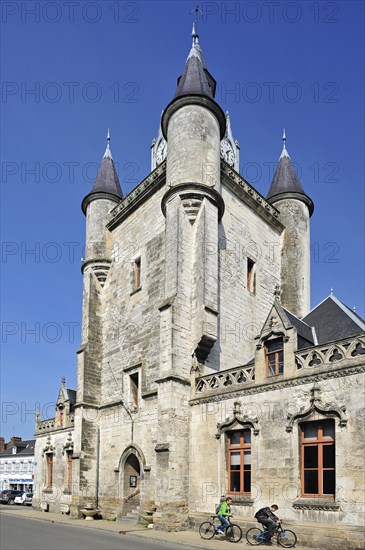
(33, 28), (365, 550)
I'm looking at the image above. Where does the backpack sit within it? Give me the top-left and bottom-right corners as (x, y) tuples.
(216, 503), (221, 514)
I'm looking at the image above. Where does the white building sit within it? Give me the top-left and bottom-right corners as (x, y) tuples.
(0, 437), (35, 493)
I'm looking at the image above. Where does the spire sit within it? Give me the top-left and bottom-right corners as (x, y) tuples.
(192, 22), (199, 45)
(81, 131), (123, 215)
(280, 128), (290, 159)
(267, 131), (314, 216)
(103, 129), (112, 159)
(173, 24), (217, 100)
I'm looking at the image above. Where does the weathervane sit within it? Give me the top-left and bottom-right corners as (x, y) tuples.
(190, 4), (203, 23)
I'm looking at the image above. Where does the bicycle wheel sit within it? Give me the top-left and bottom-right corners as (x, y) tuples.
(277, 529), (297, 548)
(225, 523), (242, 543)
(199, 521), (215, 540)
(246, 527), (264, 545)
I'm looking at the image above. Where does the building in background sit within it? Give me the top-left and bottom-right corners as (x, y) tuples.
(33, 23), (365, 549)
(0, 437), (35, 492)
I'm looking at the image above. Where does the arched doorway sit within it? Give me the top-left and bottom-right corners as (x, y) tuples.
(122, 452), (141, 515)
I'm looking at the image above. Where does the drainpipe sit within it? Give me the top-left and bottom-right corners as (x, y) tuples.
(96, 427), (100, 509)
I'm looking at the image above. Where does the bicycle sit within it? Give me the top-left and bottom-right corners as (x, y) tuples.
(199, 515), (243, 543)
(246, 523), (297, 548)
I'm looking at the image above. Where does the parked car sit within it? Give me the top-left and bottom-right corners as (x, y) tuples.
(23, 493), (33, 506)
(0, 490), (23, 505)
(14, 492), (31, 505)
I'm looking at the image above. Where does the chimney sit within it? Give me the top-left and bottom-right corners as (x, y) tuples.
(0, 437), (5, 453)
(10, 437), (22, 446)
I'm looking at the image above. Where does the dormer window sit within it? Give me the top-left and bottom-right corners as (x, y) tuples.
(265, 338), (284, 376)
(12, 446), (16, 454)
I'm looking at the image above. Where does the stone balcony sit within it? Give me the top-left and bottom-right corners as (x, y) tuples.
(36, 414), (75, 435)
(194, 334), (365, 398)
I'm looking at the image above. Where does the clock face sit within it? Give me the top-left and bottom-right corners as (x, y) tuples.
(156, 139), (167, 165)
(220, 139), (235, 166)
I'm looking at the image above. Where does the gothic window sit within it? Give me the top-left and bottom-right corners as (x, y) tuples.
(247, 258), (256, 294)
(66, 450), (73, 491)
(46, 454), (53, 488)
(134, 258), (141, 290)
(265, 338), (284, 376)
(227, 429), (251, 495)
(300, 420), (335, 497)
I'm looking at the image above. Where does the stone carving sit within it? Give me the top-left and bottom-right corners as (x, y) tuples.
(295, 335), (365, 370)
(195, 365), (255, 394)
(215, 400), (260, 438)
(42, 435), (55, 456)
(62, 432), (74, 455)
(286, 383), (347, 432)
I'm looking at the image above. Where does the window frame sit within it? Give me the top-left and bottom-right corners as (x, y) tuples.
(247, 258), (256, 294)
(46, 454), (53, 489)
(265, 337), (284, 377)
(134, 257), (141, 290)
(66, 450), (73, 491)
(227, 429), (252, 496)
(300, 420), (335, 498)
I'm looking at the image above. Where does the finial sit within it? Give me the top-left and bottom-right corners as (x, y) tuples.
(190, 5), (202, 44)
(103, 128), (113, 160)
(330, 287), (334, 295)
(61, 376), (66, 386)
(279, 128), (290, 159)
(353, 306), (356, 312)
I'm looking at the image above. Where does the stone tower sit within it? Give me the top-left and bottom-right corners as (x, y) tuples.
(76, 135), (123, 501)
(267, 131), (314, 318)
(151, 25), (226, 526)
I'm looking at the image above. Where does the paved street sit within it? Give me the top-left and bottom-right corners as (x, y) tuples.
(0, 513), (183, 550)
(0, 506), (311, 549)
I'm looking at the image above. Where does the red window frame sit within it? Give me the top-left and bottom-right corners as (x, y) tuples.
(46, 454), (53, 488)
(227, 430), (251, 495)
(265, 338), (284, 377)
(300, 421), (335, 498)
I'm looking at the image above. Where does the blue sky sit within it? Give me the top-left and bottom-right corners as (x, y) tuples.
(1, 0), (364, 441)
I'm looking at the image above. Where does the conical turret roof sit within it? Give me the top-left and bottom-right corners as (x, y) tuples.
(173, 25), (217, 100)
(267, 131), (314, 216)
(82, 131), (123, 214)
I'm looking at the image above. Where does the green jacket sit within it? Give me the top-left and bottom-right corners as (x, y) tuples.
(218, 501), (231, 517)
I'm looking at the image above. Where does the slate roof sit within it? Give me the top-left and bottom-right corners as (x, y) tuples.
(82, 145), (123, 214)
(302, 294), (365, 345)
(66, 388), (76, 405)
(0, 439), (35, 457)
(283, 308), (316, 349)
(174, 36), (217, 100)
(267, 143), (314, 216)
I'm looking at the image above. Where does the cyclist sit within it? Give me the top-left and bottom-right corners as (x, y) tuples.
(254, 504), (281, 544)
(216, 496), (233, 535)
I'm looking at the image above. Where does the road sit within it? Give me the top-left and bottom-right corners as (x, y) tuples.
(0, 513), (184, 550)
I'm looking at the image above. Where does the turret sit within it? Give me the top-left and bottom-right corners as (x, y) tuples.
(161, 24), (226, 199)
(81, 131), (123, 286)
(267, 131), (314, 318)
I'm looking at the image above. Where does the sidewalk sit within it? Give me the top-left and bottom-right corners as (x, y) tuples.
(0, 505), (308, 549)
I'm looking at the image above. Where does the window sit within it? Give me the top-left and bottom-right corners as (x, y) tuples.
(265, 338), (284, 376)
(130, 372), (139, 410)
(59, 409), (64, 428)
(66, 451), (73, 491)
(134, 258), (141, 290)
(301, 420), (335, 497)
(247, 258), (256, 294)
(46, 454), (53, 488)
(227, 429), (251, 494)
